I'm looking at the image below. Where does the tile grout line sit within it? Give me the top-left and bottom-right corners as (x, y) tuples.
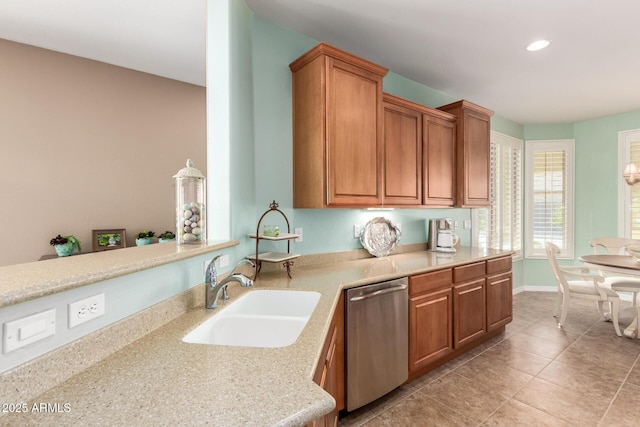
(339, 294), (638, 426)
(499, 309), (605, 425)
(597, 351), (640, 426)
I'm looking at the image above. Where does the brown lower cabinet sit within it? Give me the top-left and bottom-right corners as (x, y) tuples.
(409, 268), (454, 372)
(409, 256), (512, 379)
(311, 293), (344, 427)
(453, 261), (487, 347)
(487, 256), (513, 331)
(311, 255), (512, 423)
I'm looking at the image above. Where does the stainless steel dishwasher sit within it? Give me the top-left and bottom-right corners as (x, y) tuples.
(346, 277), (408, 411)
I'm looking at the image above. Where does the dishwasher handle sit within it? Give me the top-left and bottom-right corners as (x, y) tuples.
(349, 284), (407, 302)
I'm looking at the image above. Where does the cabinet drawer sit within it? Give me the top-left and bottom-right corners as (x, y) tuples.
(453, 262), (485, 283)
(410, 269), (452, 296)
(486, 256), (512, 275)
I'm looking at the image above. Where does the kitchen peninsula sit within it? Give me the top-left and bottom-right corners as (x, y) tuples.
(1, 246), (512, 426)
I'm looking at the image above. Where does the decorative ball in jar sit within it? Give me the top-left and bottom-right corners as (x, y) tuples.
(173, 159), (206, 244)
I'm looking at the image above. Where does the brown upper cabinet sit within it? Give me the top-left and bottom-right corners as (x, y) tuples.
(290, 43), (388, 208)
(382, 93), (423, 206)
(422, 108), (456, 207)
(291, 43), (494, 209)
(382, 94), (456, 207)
(438, 100), (494, 207)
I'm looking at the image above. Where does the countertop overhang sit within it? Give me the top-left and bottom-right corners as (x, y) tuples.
(0, 239), (238, 308)
(2, 247), (513, 426)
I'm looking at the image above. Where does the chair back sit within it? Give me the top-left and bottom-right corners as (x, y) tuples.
(590, 237), (640, 255)
(545, 242), (570, 294)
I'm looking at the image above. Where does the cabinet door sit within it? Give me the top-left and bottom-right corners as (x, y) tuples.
(312, 293), (344, 427)
(409, 287), (453, 372)
(327, 57), (383, 206)
(487, 272), (513, 331)
(453, 278), (486, 347)
(462, 109), (491, 206)
(423, 112), (456, 206)
(382, 96), (422, 205)
(437, 100), (493, 207)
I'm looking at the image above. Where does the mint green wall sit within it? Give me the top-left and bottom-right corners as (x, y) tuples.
(524, 123), (574, 140)
(523, 112), (640, 287)
(246, 14), (524, 290)
(248, 16), (470, 255)
(226, 0), (256, 263)
(221, 8), (527, 285)
(383, 72), (455, 108)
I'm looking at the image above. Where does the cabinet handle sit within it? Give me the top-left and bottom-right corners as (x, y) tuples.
(349, 284), (407, 301)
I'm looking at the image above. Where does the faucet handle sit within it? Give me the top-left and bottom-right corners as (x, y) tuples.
(232, 259), (255, 274)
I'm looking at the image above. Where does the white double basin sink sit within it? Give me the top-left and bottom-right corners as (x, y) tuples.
(182, 289), (321, 348)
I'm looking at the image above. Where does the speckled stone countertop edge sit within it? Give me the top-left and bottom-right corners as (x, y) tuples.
(0, 239), (239, 308)
(1, 247), (514, 426)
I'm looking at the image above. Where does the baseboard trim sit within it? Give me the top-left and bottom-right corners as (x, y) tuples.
(514, 285), (634, 302)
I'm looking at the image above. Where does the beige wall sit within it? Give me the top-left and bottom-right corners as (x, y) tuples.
(0, 39), (206, 266)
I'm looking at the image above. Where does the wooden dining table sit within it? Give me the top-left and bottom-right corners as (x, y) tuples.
(579, 254), (640, 338)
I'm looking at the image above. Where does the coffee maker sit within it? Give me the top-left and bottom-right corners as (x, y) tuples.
(427, 218), (454, 252)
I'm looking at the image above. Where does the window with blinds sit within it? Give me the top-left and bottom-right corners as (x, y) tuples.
(474, 132), (522, 258)
(619, 129), (640, 239)
(630, 141), (640, 239)
(524, 140), (575, 258)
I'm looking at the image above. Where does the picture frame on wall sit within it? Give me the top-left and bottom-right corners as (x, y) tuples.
(92, 229), (127, 252)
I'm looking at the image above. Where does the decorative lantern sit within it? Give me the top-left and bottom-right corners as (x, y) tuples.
(173, 159), (206, 244)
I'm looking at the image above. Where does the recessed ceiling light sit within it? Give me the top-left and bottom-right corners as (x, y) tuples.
(526, 39), (551, 51)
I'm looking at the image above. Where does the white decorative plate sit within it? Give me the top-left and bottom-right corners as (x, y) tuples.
(360, 217), (401, 257)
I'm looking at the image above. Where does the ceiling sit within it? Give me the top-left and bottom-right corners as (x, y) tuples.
(3, 1), (640, 124)
(0, 0), (206, 88)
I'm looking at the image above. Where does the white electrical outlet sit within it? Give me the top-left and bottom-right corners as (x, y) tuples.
(464, 220), (472, 230)
(294, 228), (303, 242)
(354, 224), (361, 238)
(68, 293), (105, 328)
(454, 220), (459, 230)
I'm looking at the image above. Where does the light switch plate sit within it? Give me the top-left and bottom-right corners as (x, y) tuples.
(219, 254), (230, 268)
(294, 228), (303, 242)
(3, 309), (56, 354)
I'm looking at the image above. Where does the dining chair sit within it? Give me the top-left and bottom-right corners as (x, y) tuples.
(546, 242), (622, 336)
(589, 237), (640, 256)
(590, 237), (640, 334)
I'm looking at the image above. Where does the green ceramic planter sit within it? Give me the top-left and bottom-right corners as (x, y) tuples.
(54, 242), (75, 257)
(135, 237), (153, 246)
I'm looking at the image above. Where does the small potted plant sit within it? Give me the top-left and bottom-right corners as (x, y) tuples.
(49, 234), (81, 257)
(157, 230), (176, 243)
(134, 230), (155, 246)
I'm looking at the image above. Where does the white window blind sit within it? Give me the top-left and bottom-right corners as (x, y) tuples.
(473, 132), (522, 258)
(525, 140), (574, 258)
(630, 142), (640, 238)
(618, 129), (640, 238)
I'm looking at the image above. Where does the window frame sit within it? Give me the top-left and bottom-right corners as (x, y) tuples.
(524, 139), (575, 259)
(618, 128), (640, 238)
(472, 131), (523, 260)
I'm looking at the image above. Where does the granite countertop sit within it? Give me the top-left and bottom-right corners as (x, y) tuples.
(2, 247), (512, 426)
(0, 240), (238, 308)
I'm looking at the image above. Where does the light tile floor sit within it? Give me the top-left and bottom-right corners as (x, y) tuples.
(339, 291), (640, 426)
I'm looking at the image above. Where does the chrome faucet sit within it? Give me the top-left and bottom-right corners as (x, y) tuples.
(205, 257), (254, 309)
